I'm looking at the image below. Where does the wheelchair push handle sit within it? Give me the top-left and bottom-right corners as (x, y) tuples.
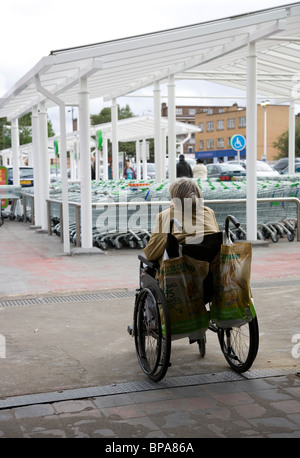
(225, 215), (240, 238)
(170, 218), (183, 233)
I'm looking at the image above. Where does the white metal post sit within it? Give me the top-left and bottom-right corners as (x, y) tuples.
(31, 106), (42, 226)
(11, 118), (20, 186)
(95, 148), (99, 181)
(289, 100), (295, 175)
(103, 137), (108, 180)
(111, 98), (119, 180)
(154, 81), (162, 183)
(59, 104), (71, 254)
(142, 139), (147, 179)
(168, 74), (176, 183)
(38, 101), (49, 231)
(264, 108), (267, 161)
(136, 140), (141, 180)
(34, 74), (70, 254)
(70, 142), (76, 181)
(161, 128), (166, 180)
(246, 41), (257, 241)
(78, 76), (92, 249)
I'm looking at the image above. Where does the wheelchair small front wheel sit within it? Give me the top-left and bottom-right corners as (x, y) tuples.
(217, 316), (259, 373)
(133, 286), (171, 382)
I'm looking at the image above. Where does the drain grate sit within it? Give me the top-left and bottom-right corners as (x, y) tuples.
(0, 368), (294, 410)
(0, 290), (136, 308)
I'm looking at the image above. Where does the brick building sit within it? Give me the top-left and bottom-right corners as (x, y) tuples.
(194, 103), (290, 163)
(161, 102), (291, 162)
(161, 102), (224, 155)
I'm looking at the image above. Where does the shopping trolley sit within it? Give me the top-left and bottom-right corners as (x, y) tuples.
(128, 215), (259, 382)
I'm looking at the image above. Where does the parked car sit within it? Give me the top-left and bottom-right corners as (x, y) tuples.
(206, 163), (246, 181)
(6, 166), (34, 187)
(141, 163), (156, 179)
(273, 157), (300, 173)
(281, 163), (300, 174)
(227, 160), (279, 177)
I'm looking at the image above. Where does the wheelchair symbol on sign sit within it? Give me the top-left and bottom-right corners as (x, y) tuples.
(230, 135), (246, 152)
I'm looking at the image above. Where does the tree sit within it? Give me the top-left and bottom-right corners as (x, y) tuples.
(273, 119), (300, 159)
(0, 113), (55, 151)
(0, 118), (11, 150)
(90, 104), (136, 157)
(90, 104), (135, 125)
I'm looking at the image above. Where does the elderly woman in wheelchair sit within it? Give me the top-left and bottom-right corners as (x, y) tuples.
(129, 177), (259, 382)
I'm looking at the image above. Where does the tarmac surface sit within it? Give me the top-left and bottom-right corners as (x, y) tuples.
(0, 219), (300, 439)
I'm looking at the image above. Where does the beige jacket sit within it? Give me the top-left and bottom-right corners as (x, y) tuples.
(144, 205), (219, 266)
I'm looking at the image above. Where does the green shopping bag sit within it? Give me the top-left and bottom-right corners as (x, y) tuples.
(210, 236), (256, 328)
(159, 254), (210, 340)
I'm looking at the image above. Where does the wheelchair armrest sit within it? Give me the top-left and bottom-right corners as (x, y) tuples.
(138, 255), (160, 272)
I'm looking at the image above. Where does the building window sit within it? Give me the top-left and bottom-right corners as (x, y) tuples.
(189, 108), (196, 115)
(176, 108), (183, 115)
(217, 120), (224, 130)
(199, 140), (204, 150)
(199, 122), (204, 132)
(227, 137), (232, 147)
(207, 121), (214, 132)
(207, 139), (214, 149)
(227, 118), (235, 129)
(217, 138), (224, 148)
(239, 116), (246, 127)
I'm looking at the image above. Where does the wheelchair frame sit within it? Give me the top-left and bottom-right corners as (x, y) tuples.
(128, 215), (259, 382)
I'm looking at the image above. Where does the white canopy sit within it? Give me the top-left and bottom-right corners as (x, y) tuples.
(0, 3), (299, 253)
(1, 3), (300, 121)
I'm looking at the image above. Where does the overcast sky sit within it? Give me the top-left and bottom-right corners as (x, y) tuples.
(0, 0), (297, 132)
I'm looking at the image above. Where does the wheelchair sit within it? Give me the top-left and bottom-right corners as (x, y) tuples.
(128, 215), (259, 382)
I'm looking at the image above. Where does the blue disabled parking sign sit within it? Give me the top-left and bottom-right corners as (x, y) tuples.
(230, 134), (246, 151)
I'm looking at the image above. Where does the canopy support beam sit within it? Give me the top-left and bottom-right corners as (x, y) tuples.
(246, 41), (257, 241)
(289, 100), (295, 175)
(31, 106), (42, 226)
(111, 98), (119, 180)
(34, 74), (70, 254)
(154, 81), (162, 183)
(38, 100), (49, 231)
(11, 118), (20, 186)
(168, 74), (176, 184)
(78, 76), (93, 249)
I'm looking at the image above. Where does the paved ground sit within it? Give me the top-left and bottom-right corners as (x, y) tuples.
(0, 219), (299, 439)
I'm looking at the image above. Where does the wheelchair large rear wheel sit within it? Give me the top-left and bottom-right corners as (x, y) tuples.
(134, 286), (171, 382)
(217, 316), (259, 373)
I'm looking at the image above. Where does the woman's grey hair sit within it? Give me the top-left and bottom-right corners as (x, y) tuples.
(169, 177), (202, 211)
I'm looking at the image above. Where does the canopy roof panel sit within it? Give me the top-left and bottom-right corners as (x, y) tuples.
(0, 115), (200, 157)
(89, 115), (200, 142)
(1, 3), (300, 121)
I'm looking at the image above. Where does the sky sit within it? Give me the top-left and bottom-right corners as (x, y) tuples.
(0, 0), (298, 133)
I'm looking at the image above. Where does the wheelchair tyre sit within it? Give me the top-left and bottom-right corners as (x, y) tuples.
(134, 286), (171, 382)
(217, 316), (259, 373)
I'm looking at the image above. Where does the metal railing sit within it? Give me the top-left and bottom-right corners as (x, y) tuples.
(20, 192), (300, 245)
